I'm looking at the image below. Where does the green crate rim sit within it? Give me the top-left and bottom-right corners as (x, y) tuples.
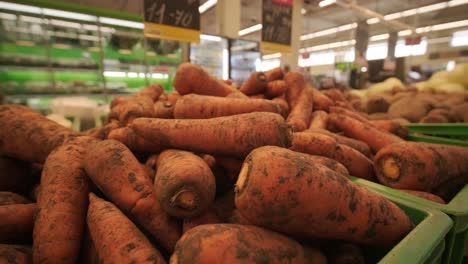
(406, 123), (468, 136)
(408, 134), (468, 146)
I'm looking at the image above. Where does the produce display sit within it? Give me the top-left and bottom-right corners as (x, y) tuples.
(348, 64), (468, 123)
(0, 62), (467, 263)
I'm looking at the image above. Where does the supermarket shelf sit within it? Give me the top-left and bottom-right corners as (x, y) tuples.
(0, 65), (99, 72)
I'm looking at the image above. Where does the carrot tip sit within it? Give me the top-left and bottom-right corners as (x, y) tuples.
(382, 156), (401, 180)
(170, 190), (197, 210)
(236, 163), (249, 194)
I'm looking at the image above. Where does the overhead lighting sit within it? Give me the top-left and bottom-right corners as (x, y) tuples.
(42, 8), (96, 21)
(222, 48), (229, 80)
(231, 42), (258, 51)
(301, 8), (307, 15)
(300, 23), (356, 41)
(367, 17), (380, 24)
(370, 33), (389, 41)
(300, 39), (356, 53)
(200, 34), (222, 41)
(398, 30), (412, 36)
(449, 0), (468, 7)
(319, 0), (336, 8)
(262, 53), (282, 60)
(199, 0), (217, 14)
(99, 17), (143, 29)
(0, 1), (41, 14)
(151, 73), (168, 79)
(238, 23), (262, 36)
(418, 2), (447, 13)
(104, 71), (126, 78)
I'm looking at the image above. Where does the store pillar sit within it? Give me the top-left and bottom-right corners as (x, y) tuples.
(216, 0), (241, 38)
(280, 0), (302, 71)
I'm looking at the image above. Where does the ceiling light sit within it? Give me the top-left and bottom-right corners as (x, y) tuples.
(431, 19), (468, 31)
(199, 0), (217, 14)
(448, 0), (468, 7)
(0, 1), (41, 14)
(398, 30), (412, 36)
(262, 53), (282, 60)
(367, 17), (380, 24)
(370, 33), (389, 41)
(319, 0), (336, 8)
(238, 23), (262, 36)
(99, 17), (143, 29)
(301, 8), (307, 15)
(200, 34), (222, 41)
(301, 23), (356, 41)
(418, 2), (447, 13)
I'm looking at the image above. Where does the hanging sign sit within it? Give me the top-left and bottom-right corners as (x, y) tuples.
(144, 0), (200, 42)
(261, 0), (292, 53)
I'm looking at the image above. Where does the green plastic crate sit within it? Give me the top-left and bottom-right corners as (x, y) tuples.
(353, 177), (467, 263)
(352, 183), (452, 263)
(408, 134), (468, 147)
(406, 124), (468, 137)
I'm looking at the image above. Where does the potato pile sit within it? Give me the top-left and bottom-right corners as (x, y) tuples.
(1, 63), (468, 263)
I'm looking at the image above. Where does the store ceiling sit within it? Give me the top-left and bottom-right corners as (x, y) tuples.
(200, 0), (468, 49)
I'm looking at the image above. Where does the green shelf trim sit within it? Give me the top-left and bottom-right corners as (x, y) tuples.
(406, 123), (468, 136)
(408, 134), (468, 147)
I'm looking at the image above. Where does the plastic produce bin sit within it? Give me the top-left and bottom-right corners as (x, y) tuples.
(406, 123), (468, 137)
(353, 177), (466, 263)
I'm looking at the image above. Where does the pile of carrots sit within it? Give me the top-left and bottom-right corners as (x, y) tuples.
(0, 62), (467, 263)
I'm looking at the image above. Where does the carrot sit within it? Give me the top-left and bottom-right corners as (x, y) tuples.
(199, 154), (216, 169)
(0, 192), (31, 206)
(108, 127), (163, 153)
(327, 243), (365, 264)
(174, 63), (242, 97)
(312, 88), (334, 111)
(136, 84), (164, 101)
(374, 142), (468, 191)
(84, 140), (180, 251)
(182, 209), (221, 233)
(79, 120), (120, 140)
(109, 95), (155, 125)
(155, 149), (216, 218)
(291, 132), (375, 181)
(369, 120), (409, 139)
(228, 209), (253, 225)
(87, 194), (166, 264)
(398, 189), (446, 204)
(235, 146), (412, 246)
(271, 94), (290, 118)
(329, 106), (369, 124)
(287, 87), (314, 131)
(144, 154), (159, 181)
(322, 88), (347, 103)
(306, 155), (349, 177)
(264, 67), (284, 82)
(284, 71), (305, 107)
(240, 72), (268, 95)
(307, 128), (372, 157)
(308, 110), (328, 130)
(173, 94), (280, 119)
(0, 203), (35, 243)
(328, 113), (403, 153)
(0, 156), (32, 194)
(170, 224), (305, 264)
(33, 138), (94, 264)
(223, 79), (233, 85)
(248, 94), (266, 99)
(131, 112), (292, 158)
(265, 80), (287, 98)
(154, 99), (176, 119)
(0, 104), (75, 163)
(0, 244), (32, 264)
(334, 100), (357, 111)
(302, 245), (327, 264)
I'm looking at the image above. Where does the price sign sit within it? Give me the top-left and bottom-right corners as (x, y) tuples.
(144, 0), (200, 42)
(261, 0), (292, 53)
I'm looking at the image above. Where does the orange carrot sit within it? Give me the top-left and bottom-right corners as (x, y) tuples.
(87, 194), (166, 263)
(144, 154), (159, 181)
(84, 140), (180, 251)
(306, 155), (349, 177)
(374, 142), (468, 192)
(328, 113), (403, 153)
(235, 146), (413, 246)
(307, 128), (372, 157)
(322, 88), (347, 103)
(264, 67), (284, 82)
(284, 71), (305, 107)
(312, 88), (334, 111)
(170, 224), (305, 264)
(398, 189), (446, 204)
(271, 94), (290, 118)
(309, 110), (328, 130)
(33, 137), (94, 263)
(369, 120), (409, 139)
(329, 106), (369, 123)
(155, 149), (216, 218)
(0, 192), (31, 206)
(174, 63), (242, 97)
(265, 80), (287, 98)
(130, 112), (292, 158)
(0, 104), (75, 163)
(240, 72), (268, 95)
(248, 94), (266, 99)
(287, 88), (314, 131)
(107, 127), (163, 153)
(0, 244), (32, 264)
(173, 94), (280, 119)
(291, 132), (375, 180)
(0, 203), (35, 244)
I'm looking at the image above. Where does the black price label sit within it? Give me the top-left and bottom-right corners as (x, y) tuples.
(261, 0), (292, 46)
(144, 0), (200, 42)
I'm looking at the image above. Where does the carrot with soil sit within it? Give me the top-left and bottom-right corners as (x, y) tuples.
(130, 112), (292, 158)
(0, 203), (35, 243)
(284, 71), (306, 107)
(265, 80), (287, 98)
(271, 94), (290, 117)
(84, 140), (180, 251)
(369, 120), (409, 139)
(291, 132), (374, 180)
(287, 87), (314, 131)
(264, 67), (284, 82)
(312, 88), (334, 111)
(173, 94), (280, 119)
(308, 110), (328, 130)
(108, 127), (164, 153)
(0, 244), (32, 264)
(0, 104), (75, 163)
(240, 72), (268, 95)
(155, 149), (216, 218)
(170, 224), (305, 264)
(329, 106), (369, 123)
(235, 146), (412, 246)
(87, 194), (166, 264)
(374, 141), (468, 192)
(307, 128), (372, 157)
(328, 113), (403, 153)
